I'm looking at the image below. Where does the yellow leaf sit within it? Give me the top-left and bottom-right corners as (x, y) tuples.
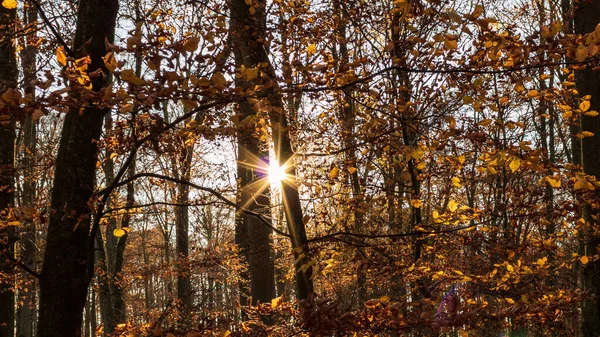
(509, 156), (521, 172)
(113, 228), (126, 238)
(527, 90), (539, 98)
(521, 294), (529, 304)
(379, 295), (390, 304)
(581, 255), (589, 265)
(307, 44), (317, 56)
(514, 83), (525, 93)
(545, 176), (561, 188)
(432, 210), (439, 219)
(506, 263), (514, 272)
(580, 101), (591, 112)
(271, 296), (283, 308)
(7, 221), (20, 226)
(411, 199), (423, 208)
(102, 52), (118, 73)
(505, 298), (515, 304)
(447, 199), (458, 212)
(451, 177), (461, 188)
(329, 166), (340, 179)
(1, 0), (16, 9)
(56, 46), (67, 66)
(348, 167), (357, 174)
(585, 110), (599, 117)
(121, 69), (146, 85)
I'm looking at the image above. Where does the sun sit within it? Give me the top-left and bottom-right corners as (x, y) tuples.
(268, 161), (287, 185)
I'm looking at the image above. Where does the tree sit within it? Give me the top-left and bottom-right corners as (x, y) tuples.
(574, 0), (600, 335)
(36, 0), (119, 335)
(230, 0), (313, 301)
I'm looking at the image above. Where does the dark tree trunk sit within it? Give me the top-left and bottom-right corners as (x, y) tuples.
(0, 3), (17, 337)
(575, 1), (600, 336)
(230, 0), (313, 301)
(36, 0), (119, 335)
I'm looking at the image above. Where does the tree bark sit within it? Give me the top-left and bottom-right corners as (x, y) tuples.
(230, 0), (313, 301)
(575, 1), (600, 336)
(16, 4), (38, 337)
(0, 3), (17, 336)
(37, 0), (119, 335)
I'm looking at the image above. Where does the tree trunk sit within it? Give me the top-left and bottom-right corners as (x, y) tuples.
(175, 145), (192, 310)
(575, 1), (600, 335)
(0, 3), (17, 336)
(230, 0), (313, 301)
(36, 0), (119, 335)
(16, 3), (38, 336)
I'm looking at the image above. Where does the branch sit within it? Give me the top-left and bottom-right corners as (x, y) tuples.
(290, 58), (600, 93)
(308, 221), (484, 243)
(1, 249), (40, 279)
(102, 172), (291, 238)
(27, 0), (72, 54)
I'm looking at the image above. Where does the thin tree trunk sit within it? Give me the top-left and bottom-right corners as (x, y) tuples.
(0, 3), (17, 336)
(36, 0), (119, 335)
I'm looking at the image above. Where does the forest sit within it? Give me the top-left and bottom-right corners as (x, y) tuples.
(2, 0), (600, 336)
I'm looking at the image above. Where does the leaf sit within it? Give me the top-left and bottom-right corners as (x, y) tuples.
(527, 90), (539, 98)
(506, 264), (514, 272)
(113, 228), (126, 238)
(505, 298), (515, 304)
(1, 0), (16, 9)
(585, 110), (599, 117)
(102, 52), (118, 73)
(509, 156), (521, 172)
(56, 46), (67, 66)
(545, 176), (561, 188)
(451, 177), (461, 188)
(581, 255), (589, 265)
(329, 166), (340, 179)
(348, 167), (357, 174)
(121, 69), (146, 85)
(307, 43), (317, 56)
(211, 71), (227, 90)
(183, 36), (200, 52)
(478, 118), (493, 127)
(447, 199), (458, 212)
(580, 101), (591, 112)
(271, 296), (283, 308)
(410, 199), (423, 208)
(444, 39), (458, 50)
(576, 44), (588, 62)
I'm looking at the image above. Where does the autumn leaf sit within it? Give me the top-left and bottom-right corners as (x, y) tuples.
(121, 69), (146, 85)
(509, 156), (521, 172)
(307, 43), (317, 56)
(447, 199), (458, 212)
(271, 296), (283, 308)
(580, 100), (591, 112)
(527, 90), (539, 98)
(183, 36), (200, 52)
(102, 52), (118, 73)
(581, 255), (589, 265)
(545, 176), (561, 188)
(56, 46), (67, 66)
(1, 0), (16, 9)
(410, 199), (423, 208)
(211, 71), (227, 90)
(451, 176), (461, 188)
(329, 166), (340, 179)
(576, 44), (588, 62)
(113, 228), (126, 238)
